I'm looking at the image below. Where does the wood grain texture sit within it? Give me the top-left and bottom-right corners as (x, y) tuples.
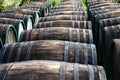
(19, 27), (93, 43)
(0, 60), (106, 80)
(37, 15), (87, 23)
(0, 40), (97, 65)
(34, 20), (92, 29)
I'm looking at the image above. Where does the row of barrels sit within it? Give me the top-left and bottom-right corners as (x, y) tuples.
(0, 1), (54, 50)
(0, 0), (107, 80)
(87, 0), (120, 80)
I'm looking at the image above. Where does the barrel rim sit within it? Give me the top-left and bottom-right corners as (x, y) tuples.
(20, 20), (26, 30)
(5, 25), (17, 44)
(28, 15), (34, 29)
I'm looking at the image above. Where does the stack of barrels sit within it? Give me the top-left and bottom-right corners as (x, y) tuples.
(88, 0), (120, 80)
(0, 0), (107, 80)
(0, 1), (53, 50)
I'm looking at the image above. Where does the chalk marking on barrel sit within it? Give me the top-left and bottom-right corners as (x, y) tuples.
(59, 62), (66, 80)
(91, 44), (97, 65)
(51, 21), (53, 27)
(0, 63), (14, 80)
(64, 41), (69, 62)
(25, 41), (34, 60)
(0, 44), (9, 63)
(38, 28), (44, 40)
(7, 43), (17, 63)
(15, 42), (24, 62)
(98, 66), (107, 80)
(69, 28), (73, 41)
(75, 42), (80, 63)
(83, 29), (86, 43)
(88, 65), (94, 80)
(89, 30), (93, 43)
(74, 63), (79, 80)
(83, 43), (88, 64)
(84, 21), (87, 29)
(25, 30), (31, 41)
(76, 29), (80, 42)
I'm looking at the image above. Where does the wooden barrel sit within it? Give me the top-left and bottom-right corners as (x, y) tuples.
(52, 5), (83, 9)
(89, 3), (118, 9)
(59, 3), (82, 7)
(2, 9), (40, 23)
(0, 18), (25, 39)
(57, 4), (82, 7)
(95, 18), (120, 64)
(90, 7), (119, 17)
(46, 11), (86, 16)
(0, 40), (97, 64)
(19, 27), (93, 43)
(37, 15), (87, 23)
(95, 17), (120, 43)
(0, 38), (3, 50)
(18, 4), (45, 17)
(34, 20), (92, 29)
(49, 8), (84, 13)
(0, 60), (106, 80)
(95, 10), (120, 22)
(0, 13), (34, 30)
(88, 1), (112, 6)
(0, 24), (17, 45)
(111, 39), (120, 80)
(97, 25), (120, 80)
(99, 17), (120, 27)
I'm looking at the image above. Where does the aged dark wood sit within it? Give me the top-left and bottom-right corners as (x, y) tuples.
(34, 20), (92, 29)
(37, 15), (87, 23)
(46, 11), (86, 16)
(0, 13), (33, 30)
(0, 60), (106, 80)
(100, 25), (120, 79)
(49, 8), (84, 13)
(0, 17), (25, 38)
(0, 40), (97, 65)
(2, 9), (40, 23)
(111, 39), (120, 80)
(19, 27), (93, 43)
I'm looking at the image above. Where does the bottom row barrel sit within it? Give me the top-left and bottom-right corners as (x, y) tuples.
(0, 40), (97, 65)
(0, 60), (106, 80)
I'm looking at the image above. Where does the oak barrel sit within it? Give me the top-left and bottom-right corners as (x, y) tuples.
(49, 8), (84, 13)
(0, 24), (17, 45)
(34, 20), (92, 29)
(19, 27), (93, 43)
(111, 39), (120, 80)
(2, 9), (40, 23)
(37, 15), (87, 22)
(99, 25), (120, 80)
(0, 18), (25, 39)
(0, 40), (97, 65)
(0, 60), (106, 80)
(46, 11), (86, 16)
(0, 13), (34, 30)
